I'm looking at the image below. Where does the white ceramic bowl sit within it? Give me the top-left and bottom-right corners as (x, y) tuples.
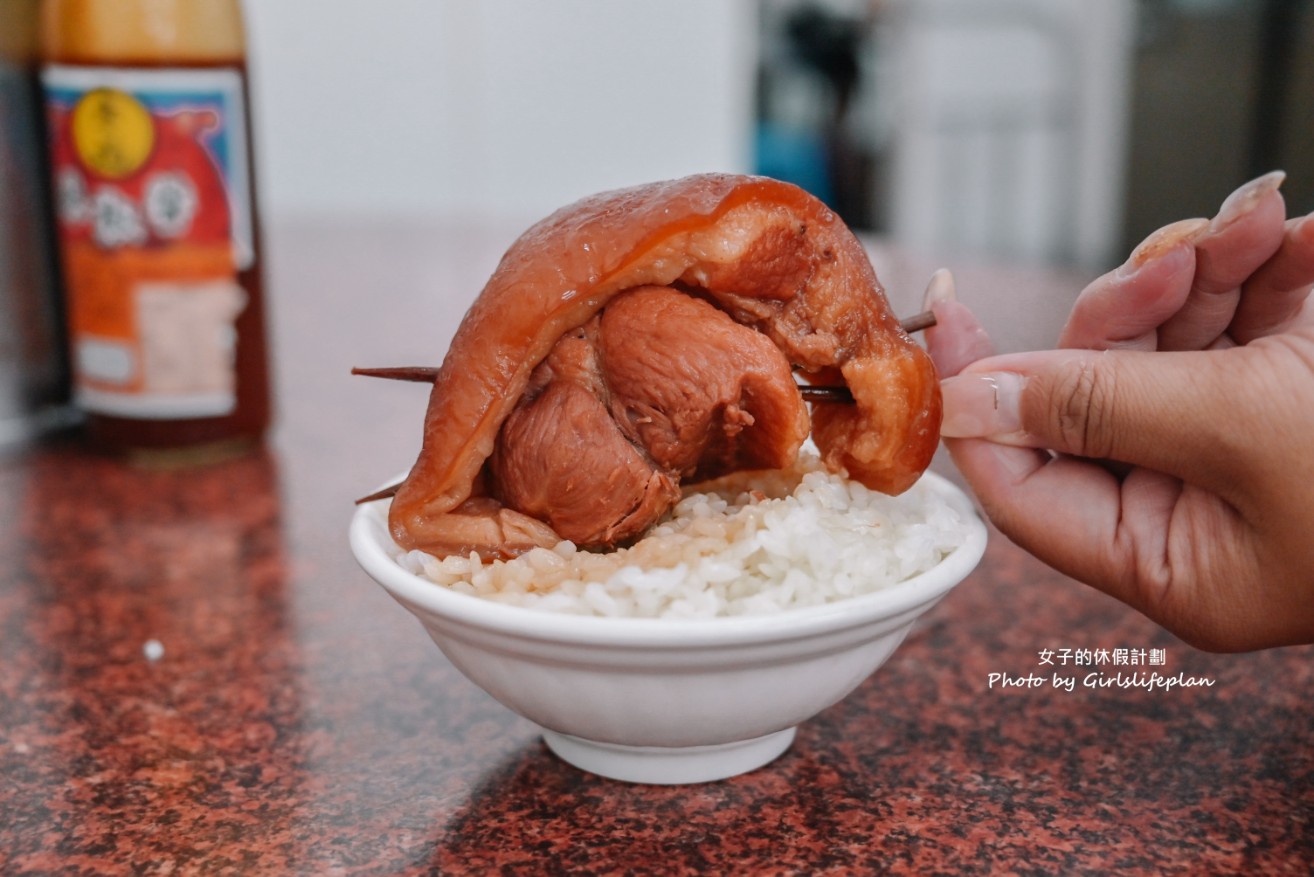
(350, 471), (987, 784)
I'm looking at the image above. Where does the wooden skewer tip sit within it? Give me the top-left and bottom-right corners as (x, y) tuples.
(355, 482), (400, 504)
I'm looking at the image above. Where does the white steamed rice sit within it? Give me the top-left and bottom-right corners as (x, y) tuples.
(395, 450), (968, 619)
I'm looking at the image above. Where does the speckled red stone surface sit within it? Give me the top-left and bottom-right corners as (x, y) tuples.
(3, 223), (1312, 875)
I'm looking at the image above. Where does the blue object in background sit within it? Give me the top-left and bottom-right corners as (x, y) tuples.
(753, 122), (834, 209)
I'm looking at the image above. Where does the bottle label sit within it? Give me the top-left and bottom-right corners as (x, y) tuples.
(43, 65), (255, 419)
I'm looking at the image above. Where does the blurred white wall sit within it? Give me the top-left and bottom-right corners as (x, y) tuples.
(876, 0), (1136, 269)
(244, 0), (757, 222)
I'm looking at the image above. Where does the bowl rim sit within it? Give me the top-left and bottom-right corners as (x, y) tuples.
(350, 470), (987, 649)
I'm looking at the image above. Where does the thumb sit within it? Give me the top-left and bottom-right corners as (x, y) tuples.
(939, 347), (1247, 492)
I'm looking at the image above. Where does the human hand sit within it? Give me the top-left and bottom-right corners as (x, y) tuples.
(923, 172), (1314, 651)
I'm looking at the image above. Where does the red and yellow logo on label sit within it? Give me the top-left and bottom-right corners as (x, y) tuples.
(70, 87), (156, 179)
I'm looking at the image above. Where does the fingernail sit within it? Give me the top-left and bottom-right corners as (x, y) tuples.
(940, 372), (1026, 439)
(1118, 217), (1208, 277)
(922, 268), (957, 309)
(1211, 169), (1286, 232)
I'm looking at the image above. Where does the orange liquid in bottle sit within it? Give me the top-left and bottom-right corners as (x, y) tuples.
(42, 0), (270, 462)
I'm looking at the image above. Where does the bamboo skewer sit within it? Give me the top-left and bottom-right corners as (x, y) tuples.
(353, 309), (936, 503)
(350, 365), (858, 405)
(356, 483), (403, 505)
(352, 311), (934, 392)
(899, 310), (937, 334)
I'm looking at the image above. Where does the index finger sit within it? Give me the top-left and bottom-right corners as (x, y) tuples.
(1057, 219), (1203, 351)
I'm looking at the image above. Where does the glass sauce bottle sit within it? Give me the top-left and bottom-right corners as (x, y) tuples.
(41, 0), (270, 463)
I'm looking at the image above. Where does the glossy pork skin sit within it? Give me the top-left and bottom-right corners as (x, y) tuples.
(388, 174), (942, 559)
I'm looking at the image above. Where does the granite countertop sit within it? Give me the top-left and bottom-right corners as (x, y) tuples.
(2, 221), (1311, 875)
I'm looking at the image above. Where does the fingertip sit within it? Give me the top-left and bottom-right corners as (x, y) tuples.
(1190, 171), (1289, 284)
(923, 273), (995, 377)
(1229, 208), (1314, 343)
(1061, 229), (1200, 350)
(1120, 217), (1209, 277)
(1291, 209), (1314, 244)
(1210, 169), (1286, 233)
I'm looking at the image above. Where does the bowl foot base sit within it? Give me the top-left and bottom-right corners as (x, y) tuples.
(541, 726), (796, 784)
